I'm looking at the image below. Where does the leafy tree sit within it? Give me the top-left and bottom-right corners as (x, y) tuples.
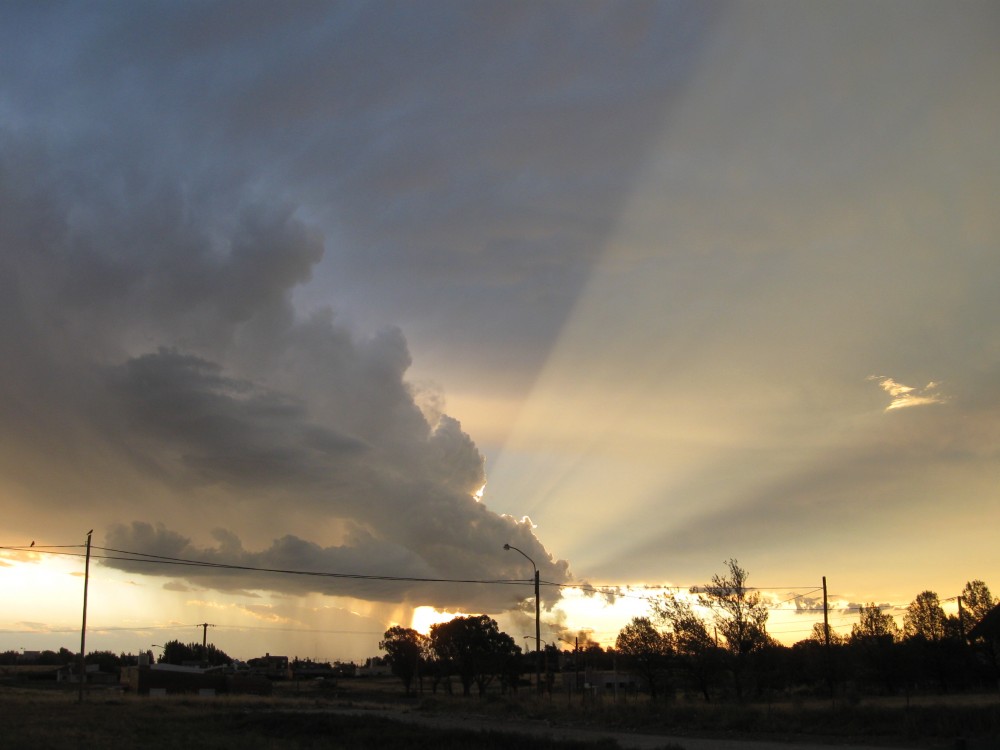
(961, 580), (996, 625)
(379, 626), (427, 695)
(654, 592), (720, 701)
(904, 591), (946, 641)
(429, 615), (520, 696)
(615, 616), (672, 700)
(695, 559), (769, 697)
(850, 603), (902, 693)
(36, 648), (75, 665)
(160, 639), (231, 666)
(956, 579), (1000, 687)
(807, 622), (844, 646)
(85, 650), (123, 672)
(851, 603), (900, 642)
(903, 591), (964, 692)
(798, 623), (844, 696)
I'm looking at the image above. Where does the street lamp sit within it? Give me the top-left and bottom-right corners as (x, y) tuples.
(504, 543), (541, 693)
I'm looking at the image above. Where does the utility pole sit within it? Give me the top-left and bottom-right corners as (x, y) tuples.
(575, 636), (580, 702)
(198, 623), (215, 651)
(822, 576), (830, 648)
(534, 567), (541, 693)
(78, 529), (93, 704)
(823, 576), (833, 701)
(957, 596), (967, 643)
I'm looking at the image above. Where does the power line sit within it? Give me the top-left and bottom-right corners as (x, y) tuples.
(7, 544), (824, 601)
(0, 542), (952, 633)
(1, 544), (533, 587)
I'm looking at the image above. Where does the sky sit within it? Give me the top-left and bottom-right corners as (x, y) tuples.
(1, 1), (998, 662)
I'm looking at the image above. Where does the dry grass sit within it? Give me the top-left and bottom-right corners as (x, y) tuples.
(0, 687), (626, 750)
(365, 685), (1000, 746)
(4, 677), (998, 748)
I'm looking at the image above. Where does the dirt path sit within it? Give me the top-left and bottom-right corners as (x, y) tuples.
(326, 705), (925, 750)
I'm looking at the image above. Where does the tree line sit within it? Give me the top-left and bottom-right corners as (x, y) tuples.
(2, 640), (233, 672)
(615, 560), (999, 701)
(379, 560), (1000, 701)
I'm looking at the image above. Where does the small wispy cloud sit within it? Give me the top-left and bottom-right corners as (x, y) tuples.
(237, 604), (297, 625)
(868, 376), (946, 412)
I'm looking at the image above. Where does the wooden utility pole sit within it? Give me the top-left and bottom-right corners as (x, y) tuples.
(822, 576), (830, 648)
(823, 575), (833, 701)
(957, 596), (967, 643)
(198, 623), (215, 649)
(78, 529), (93, 704)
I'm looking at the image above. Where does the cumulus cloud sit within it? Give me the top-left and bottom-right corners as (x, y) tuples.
(0, 1), (732, 619)
(793, 596), (824, 613)
(0, 126), (570, 614)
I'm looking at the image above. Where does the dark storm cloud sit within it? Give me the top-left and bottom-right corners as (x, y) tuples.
(2, 4), (669, 607)
(0, 1), (720, 377)
(0, 1), (725, 610)
(0, 128), (569, 607)
(110, 348), (366, 487)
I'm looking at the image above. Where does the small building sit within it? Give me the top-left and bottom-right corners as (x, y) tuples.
(120, 663), (271, 696)
(247, 653), (291, 680)
(560, 669), (641, 697)
(357, 660), (392, 677)
(57, 662), (118, 685)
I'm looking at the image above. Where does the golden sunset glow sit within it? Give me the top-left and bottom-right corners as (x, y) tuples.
(410, 606), (468, 636)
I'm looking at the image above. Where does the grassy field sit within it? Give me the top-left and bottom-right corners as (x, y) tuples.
(2, 676), (999, 749)
(0, 687), (626, 750)
(323, 678), (1000, 746)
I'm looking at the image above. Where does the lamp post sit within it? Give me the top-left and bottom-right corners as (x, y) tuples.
(504, 543), (541, 693)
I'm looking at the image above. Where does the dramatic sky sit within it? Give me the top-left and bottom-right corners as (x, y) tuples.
(2, 1), (998, 661)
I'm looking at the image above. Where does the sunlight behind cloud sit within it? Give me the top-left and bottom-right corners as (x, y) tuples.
(410, 606), (468, 636)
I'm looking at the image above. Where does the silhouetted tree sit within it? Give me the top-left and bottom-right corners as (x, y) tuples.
(159, 639), (231, 666)
(796, 622), (845, 695)
(85, 650), (123, 672)
(654, 592), (721, 701)
(852, 603), (900, 642)
(904, 591), (946, 641)
(429, 615), (520, 696)
(850, 603), (902, 693)
(615, 616), (672, 700)
(696, 559), (769, 698)
(903, 591), (959, 692)
(36, 648), (75, 665)
(807, 622), (845, 646)
(379, 626), (427, 695)
(962, 580), (997, 626)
